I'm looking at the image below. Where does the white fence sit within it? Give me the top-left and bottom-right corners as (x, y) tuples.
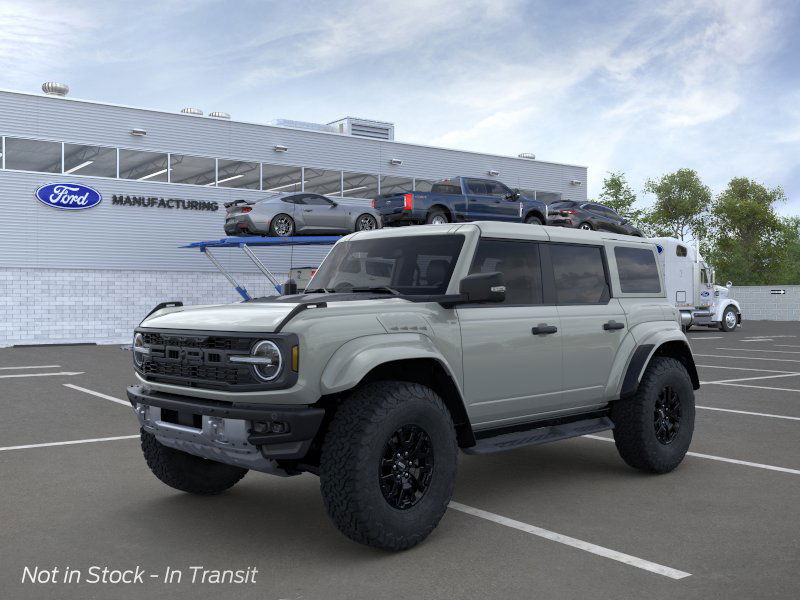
(729, 286), (800, 322)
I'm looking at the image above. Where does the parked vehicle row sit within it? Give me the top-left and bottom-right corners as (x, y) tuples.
(222, 177), (642, 239)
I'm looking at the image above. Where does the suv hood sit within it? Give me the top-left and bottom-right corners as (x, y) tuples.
(141, 302), (298, 333)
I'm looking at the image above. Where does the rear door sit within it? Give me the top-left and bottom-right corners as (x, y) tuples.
(458, 236), (564, 427)
(545, 239), (627, 408)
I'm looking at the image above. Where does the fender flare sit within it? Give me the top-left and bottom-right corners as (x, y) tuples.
(617, 329), (699, 399)
(714, 299), (742, 323)
(320, 333), (462, 395)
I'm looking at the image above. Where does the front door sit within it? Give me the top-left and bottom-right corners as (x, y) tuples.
(299, 195), (347, 232)
(546, 242), (627, 407)
(458, 238), (564, 428)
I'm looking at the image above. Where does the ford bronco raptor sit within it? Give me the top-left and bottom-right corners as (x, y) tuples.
(128, 222), (699, 550)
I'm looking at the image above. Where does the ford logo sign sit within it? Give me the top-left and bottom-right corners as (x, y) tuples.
(701, 291), (710, 297)
(35, 183), (102, 210)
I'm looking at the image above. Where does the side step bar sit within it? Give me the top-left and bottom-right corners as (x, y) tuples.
(464, 416), (613, 455)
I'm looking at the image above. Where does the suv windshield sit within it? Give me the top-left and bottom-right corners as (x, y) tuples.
(307, 235), (465, 295)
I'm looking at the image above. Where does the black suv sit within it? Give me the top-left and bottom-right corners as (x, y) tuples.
(547, 201), (643, 237)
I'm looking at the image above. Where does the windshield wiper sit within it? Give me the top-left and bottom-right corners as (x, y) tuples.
(350, 286), (401, 295)
(303, 288), (332, 294)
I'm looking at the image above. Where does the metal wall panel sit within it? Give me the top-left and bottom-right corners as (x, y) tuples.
(0, 89), (587, 273)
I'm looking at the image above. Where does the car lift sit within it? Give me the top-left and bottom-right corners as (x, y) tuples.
(183, 236), (341, 301)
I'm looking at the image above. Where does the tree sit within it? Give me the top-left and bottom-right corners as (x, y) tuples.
(598, 171), (642, 222)
(642, 168), (711, 242)
(706, 177), (787, 285)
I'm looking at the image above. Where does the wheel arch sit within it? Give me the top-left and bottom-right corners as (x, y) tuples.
(620, 338), (700, 399)
(427, 204), (453, 221)
(524, 209), (546, 223)
(320, 334), (474, 447)
(713, 299), (742, 323)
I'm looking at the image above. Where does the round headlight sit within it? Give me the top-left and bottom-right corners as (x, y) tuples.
(251, 340), (282, 381)
(133, 333), (145, 368)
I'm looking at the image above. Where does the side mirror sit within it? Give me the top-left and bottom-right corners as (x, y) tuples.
(726, 281), (732, 289)
(458, 271), (506, 304)
(329, 201), (338, 208)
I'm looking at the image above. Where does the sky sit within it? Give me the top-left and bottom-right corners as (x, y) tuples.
(1, 0), (799, 213)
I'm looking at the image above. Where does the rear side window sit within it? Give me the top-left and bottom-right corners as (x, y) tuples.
(431, 180), (462, 194)
(550, 244), (608, 304)
(614, 247), (661, 293)
(470, 240), (543, 305)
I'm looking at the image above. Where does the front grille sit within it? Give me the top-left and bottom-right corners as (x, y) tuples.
(135, 328), (299, 392)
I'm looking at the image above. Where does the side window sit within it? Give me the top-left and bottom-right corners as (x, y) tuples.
(485, 181), (513, 197)
(550, 244), (609, 304)
(614, 247), (661, 293)
(282, 195), (303, 204)
(469, 240), (543, 305)
(465, 179), (488, 195)
(676, 245), (688, 257)
(304, 195), (333, 206)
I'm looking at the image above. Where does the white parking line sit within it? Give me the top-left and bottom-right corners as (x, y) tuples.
(712, 382), (800, 394)
(63, 384), (130, 407)
(0, 371), (84, 379)
(448, 501), (691, 579)
(584, 435), (800, 475)
(701, 373), (800, 385)
(0, 435), (139, 452)
(697, 406), (800, 421)
(689, 336), (724, 340)
(0, 365), (61, 370)
(694, 354), (800, 364)
(716, 348), (800, 355)
(739, 339), (773, 342)
(696, 364), (798, 374)
(776, 344), (800, 348)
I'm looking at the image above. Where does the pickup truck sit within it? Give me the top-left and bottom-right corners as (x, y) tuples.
(372, 176), (547, 226)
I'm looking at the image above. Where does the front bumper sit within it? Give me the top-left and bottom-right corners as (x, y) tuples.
(127, 385), (324, 472)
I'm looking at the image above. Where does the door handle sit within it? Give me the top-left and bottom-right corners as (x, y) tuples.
(603, 320), (625, 330)
(303, 209), (313, 212)
(532, 324), (558, 335)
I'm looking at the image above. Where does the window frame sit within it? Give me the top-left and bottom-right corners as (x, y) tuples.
(544, 241), (612, 306)
(613, 245), (662, 295)
(461, 238), (547, 308)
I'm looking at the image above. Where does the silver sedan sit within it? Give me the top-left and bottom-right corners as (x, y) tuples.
(224, 192), (382, 237)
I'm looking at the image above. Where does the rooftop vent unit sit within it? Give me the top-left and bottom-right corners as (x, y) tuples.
(328, 117), (394, 141)
(209, 111), (231, 119)
(518, 152), (536, 160)
(42, 82), (69, 97)
(180, 107), (203, 116)
(268, 119), (337, 134)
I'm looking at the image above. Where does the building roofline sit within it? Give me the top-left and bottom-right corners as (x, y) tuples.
(0, 88), (588, 171)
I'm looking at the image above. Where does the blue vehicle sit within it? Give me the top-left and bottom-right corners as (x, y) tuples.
(372, 176), (548, 226)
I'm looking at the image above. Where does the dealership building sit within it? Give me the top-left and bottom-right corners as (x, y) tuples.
(0, 85), (588, 346)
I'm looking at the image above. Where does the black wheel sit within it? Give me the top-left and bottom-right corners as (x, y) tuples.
(719, 306), (738, 332)
(319, 381), (458, 551)
(610, 357), (695, 473)
(525, 214), (543, 225)
(355, 213), (378, 231)
(426, 209), (449, 225)
(579, 222), (593, 230)
(140, 430), (247, 494)
(269, 213), (295, 237)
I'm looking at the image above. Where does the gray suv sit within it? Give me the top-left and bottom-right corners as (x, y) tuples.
(128, 222), (699, 550)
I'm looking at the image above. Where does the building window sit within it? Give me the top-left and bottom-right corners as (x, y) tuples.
(533, 191), (562, 204)
(170, 154), (216, 186)
(414, 178), (436, 192)
(263, 164), (302, 193)
(379, 175), (413, 195)
(342, 171), (379, 199)
(217, 159), (260, 189)
(304, 168), (342, 196)
(119, 149), (169, 182)
(63, 144), (117, 178)
(4, 137), (61, 173)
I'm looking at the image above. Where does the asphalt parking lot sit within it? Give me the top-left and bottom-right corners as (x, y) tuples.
(2, 321), (799, 600)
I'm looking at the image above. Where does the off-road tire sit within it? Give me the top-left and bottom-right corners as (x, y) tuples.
(610, 357), (695, 474)
(525, 214), (543, 225)
(719, 306), (738, 332)
(426, 209), (449, 225)
(319, 381), (458, 551)
(140, 430), (247, 494)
